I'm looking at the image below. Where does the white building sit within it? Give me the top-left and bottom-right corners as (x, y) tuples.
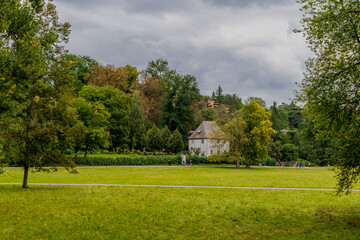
(188, 121), (229, 157)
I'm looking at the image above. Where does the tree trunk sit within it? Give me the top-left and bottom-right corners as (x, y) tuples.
(84, 147), (88, 159)
(245, 159), (250, 168)
(22, 165), (29, 188)
(74, 150), (78, 161)
(236, 159), (240, 168)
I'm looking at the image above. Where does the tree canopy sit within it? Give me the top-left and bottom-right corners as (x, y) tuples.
(221, 100), (276, 168)
(0, 0), (76, 188)
(296, 0), (360, 191)
(159, 71), (201, 138)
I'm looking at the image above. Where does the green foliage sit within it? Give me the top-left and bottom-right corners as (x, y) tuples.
(75, 155), (207, 166)
(269, 101), (283, 132)
(78, 85), (130, 149)
(222, 93), (243, 112)
(288, 102), (303, 129)
(201, 108), (216, 121)
(129, 90), (146, 150)
(122, 65), (139, 93)
(159, 71), (201, 138)
(241, 100), (276, 167)
(63, 54), (97, 92)
(277, 104), (290, 129)
(144, 59), (170, 78)
(169, 129), (184, 154)
(220, 111), (246, 167)
(207, 154), (236, 164)
(298, 119), (332, 165)
(265, 157), (277, 166)
(0, 0), (77, 187)
(220, 100), (276, 168)
(147, 126), (162, 151)
(160, 126), (172, 151)
(246, 97), (267, 108)
(73, 96), (110, 157)
(281, 144), (299, 163)
(267, 139), (282, 162)
(296, 0), (360, 191)
(215, 85), (224, 104)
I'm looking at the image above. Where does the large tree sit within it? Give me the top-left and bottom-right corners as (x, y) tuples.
(140, 59), (170, 125)
(73, 96), (110, 159)
(86, 64), (139, 93)
(159, 71), (201, 138)
(78, 85), (130, 150)
(296, 0), (360, 191)
(129, 90), (146, 150)
(0, 0), (77, 188)
(221, 100), (276, 168)
(64, 54), (97, 93)
(143, 59), (170, 78)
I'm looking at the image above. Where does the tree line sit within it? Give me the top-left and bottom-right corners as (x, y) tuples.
(1, 0), (360, 191)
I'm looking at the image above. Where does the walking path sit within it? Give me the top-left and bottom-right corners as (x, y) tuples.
(1, 182), (359, 191)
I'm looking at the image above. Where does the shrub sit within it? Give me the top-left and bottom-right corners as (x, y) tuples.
(265, 157), (277, 166)
(189, 147), (201, 156)
(281, 144), (299, 162)
(75, 155), (208, 166)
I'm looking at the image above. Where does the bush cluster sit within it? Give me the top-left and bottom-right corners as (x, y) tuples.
(207, 154), (236, 164)
(75, 155), (208, 166)
(264, 158), (277, 166)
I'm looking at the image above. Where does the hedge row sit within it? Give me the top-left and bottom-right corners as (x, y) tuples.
(75, 155), (208, 166)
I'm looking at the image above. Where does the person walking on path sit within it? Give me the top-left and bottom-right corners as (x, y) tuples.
(308, 162), (311, 168)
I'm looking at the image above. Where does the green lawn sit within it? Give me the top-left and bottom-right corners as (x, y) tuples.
(1, 166), (360, 239)
(1, 166), (359, 189)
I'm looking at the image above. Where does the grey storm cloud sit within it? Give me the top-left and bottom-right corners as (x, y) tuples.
(54, 0), (310, 105)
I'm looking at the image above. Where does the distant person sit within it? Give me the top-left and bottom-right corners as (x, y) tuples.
(189, 159), (192, 166)
(308, 162), (311, 168)
(182, 155), (186, 166)
(302, 162), (305, 168)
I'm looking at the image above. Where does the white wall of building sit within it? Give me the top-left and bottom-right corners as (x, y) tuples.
(189, 139), (229, 157)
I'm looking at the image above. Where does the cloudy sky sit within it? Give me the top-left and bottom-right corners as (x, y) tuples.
(54, 0), (311, 105)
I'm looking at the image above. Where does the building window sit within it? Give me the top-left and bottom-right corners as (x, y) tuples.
(202, 139), (204, 144)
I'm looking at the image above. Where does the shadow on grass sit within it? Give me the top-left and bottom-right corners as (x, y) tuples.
(210, 165), (267, 170)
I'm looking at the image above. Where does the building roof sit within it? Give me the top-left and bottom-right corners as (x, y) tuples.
(189, 121), (220, 139)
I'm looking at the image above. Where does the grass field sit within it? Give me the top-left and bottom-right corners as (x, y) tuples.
(1, 166), (360, 239)
(1, 166), (359, 189)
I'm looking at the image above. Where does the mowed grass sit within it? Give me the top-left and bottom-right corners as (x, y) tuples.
(1, 166), (360, 239)
(1, 185), (360, 239)
(1, 166), (360, 189)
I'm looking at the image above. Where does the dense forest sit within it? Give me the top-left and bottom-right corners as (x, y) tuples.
(59, 55), (329, 165)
